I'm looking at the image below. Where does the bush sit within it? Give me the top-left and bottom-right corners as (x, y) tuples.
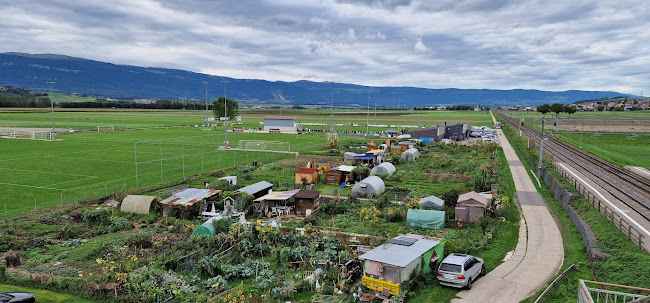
(126, 232), (153, 249)
(441, 189), (459, 208)
(212, 218), (232, 234)
(61, 224), (84, 240)
(82, 208), (112, 226)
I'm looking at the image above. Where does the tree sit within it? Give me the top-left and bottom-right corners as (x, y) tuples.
(352, 166), (370, 181)
(537, 104), (551, 116)
(550, 103), (564, 119)
(564, 105), (577, 117)
(212, 97), (239, 121)
(597, 106), (605, 111)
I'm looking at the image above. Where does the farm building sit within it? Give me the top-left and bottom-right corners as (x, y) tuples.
(401, 148), (419, 161)
(295, 167), (320, 184)
(253, 189), (300, 216)
(293, 189), (321, 216)
(120, 195), (157, 214)
(405, 123), (471, 142)
(263, 116), (297, 133)
(359, 234), (444, 295)
(352, 176), (385, 196)
(385, 129), (399, 136)
(420, 195), (444, 210)
(370, 162), (396, 176)
(324, 165), (355, 185)
(406, 209), (445, 232)
(235, 181), (273, 199)
(455, 191), (490, 223)
(310, 161), (331, 175)
(159, 188), (221, 217)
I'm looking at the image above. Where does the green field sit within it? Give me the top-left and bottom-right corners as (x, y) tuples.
(556, 134), (650, 168)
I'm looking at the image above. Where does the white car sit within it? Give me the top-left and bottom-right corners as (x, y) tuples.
(437, 253), (485, 289)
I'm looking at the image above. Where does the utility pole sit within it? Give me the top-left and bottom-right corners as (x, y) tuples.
(203, 82), (209, 130)
(537, 116), (546, 177)
(220, 80), (229, 146)
(374, 88), (378, 124)
(47, 82), (56, 140)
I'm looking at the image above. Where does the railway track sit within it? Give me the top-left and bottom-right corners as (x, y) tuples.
(495, 111), (650, 222)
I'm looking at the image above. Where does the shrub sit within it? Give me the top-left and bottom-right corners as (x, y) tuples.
(441, 189), (459, 208)
(61, 224), (84, 240)
(212, 218), (232, 234)
(82, 208), (112, 226)
(126, 232), (153, 249)
(205, 275), (228, 293)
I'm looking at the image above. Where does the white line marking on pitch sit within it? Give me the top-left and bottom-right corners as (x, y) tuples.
(0, 167), (99, 178)
(557, 163), (650, 238)
(0, 182), (61, 190)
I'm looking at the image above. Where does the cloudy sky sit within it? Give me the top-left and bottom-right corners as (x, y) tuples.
(1, 0), (649, 94)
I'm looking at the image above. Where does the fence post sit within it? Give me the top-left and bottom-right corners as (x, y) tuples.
(182, 137), (185, 178)
(105, 184), (108, 196)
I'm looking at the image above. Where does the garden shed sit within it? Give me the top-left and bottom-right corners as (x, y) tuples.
(352, 176), (385, 196)
(359, 234), (444, 295)
(420, 195), (444, 210)
(406, 209), (445, 232)
(401, 148), (419, 162)
(325, 165), (355, 185)
(159, 188), (220, 217)
(192, 216), (224, 236)
(235, 181), (273, 199)
(253, 189), (300, 216)
(293, 189), (321, 216)
(218, 176), (237, 185)
(455, 191), (490, 223)
(311, 161), (331, 175)
(120, 195), (157, 214)
(295, 167), (320, 184)
(344, 152), (358, 162)
(370, 162), (396, 176)
(397, 141), (416, 152)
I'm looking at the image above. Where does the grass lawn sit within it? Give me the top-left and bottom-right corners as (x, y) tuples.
(555, 134), (650, 168)
(0, 284), (98, 303)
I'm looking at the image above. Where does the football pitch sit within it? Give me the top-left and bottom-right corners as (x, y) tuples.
(0, 127), (327, 219)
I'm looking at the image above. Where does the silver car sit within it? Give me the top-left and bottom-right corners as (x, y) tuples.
(437, 253), (485, 289)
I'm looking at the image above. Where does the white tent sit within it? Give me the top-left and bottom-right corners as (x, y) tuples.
(352, 176), (385, 196)
(401, 148), (419, 161)
(370, 162), (396, 176)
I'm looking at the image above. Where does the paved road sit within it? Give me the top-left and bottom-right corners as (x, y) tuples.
(451, 114), (564, 303)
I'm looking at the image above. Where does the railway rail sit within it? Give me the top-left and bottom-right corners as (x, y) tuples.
(495, 111), (650, 224)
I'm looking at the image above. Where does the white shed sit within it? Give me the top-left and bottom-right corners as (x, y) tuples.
(263, 116), (297, 133)
(352, 176), (385, 196)
(370, 162), (396, 176)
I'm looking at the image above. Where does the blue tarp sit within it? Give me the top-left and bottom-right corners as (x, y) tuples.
(356, 155), (374, 160)
(420, 138), (436, 144)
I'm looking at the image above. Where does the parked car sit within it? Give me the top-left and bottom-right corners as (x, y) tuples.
(0, 292), (35, 303)
(437, 253), (485, 289)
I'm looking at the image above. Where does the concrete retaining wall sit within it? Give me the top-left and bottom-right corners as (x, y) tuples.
(540, 167), (610, 260)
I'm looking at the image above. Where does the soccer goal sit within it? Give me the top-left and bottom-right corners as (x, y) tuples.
(0, 129), (53, 141)
(236, 140), (290, 151)
(97, 125), (115, 132)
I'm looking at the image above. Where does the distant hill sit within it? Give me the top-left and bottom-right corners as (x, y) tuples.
(0, 52), (636, 106)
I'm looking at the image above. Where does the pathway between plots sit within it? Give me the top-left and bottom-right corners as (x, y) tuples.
(451, 114), (564, 303)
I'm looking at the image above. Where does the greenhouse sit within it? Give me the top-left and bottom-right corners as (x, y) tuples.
(401, 148), (419, 162)
(370, 162), (396, 176)
(352, 176), (385, 196)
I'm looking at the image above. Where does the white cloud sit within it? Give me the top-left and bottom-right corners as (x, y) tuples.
(0, 0), (648, 94)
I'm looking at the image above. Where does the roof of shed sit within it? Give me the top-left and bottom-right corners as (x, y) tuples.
(296, 167), (318, 174)
(236, 181), (273, 195)
(457, 191), (489, 206)
(264, 116), (298, 120)
(359, 235), (439, 267)
(294, 190), (321, 199)
(160, 188), (220, 206)
(254, 189), (300, 202)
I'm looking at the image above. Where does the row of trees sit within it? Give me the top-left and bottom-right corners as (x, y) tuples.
(536, 103), (577, 118)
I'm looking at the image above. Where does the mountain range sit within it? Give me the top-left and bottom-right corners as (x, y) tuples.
(0, 52), (635, 107)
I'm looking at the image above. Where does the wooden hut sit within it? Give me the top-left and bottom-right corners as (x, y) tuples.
(295, 167), (320, 184)
(294, 189), (321, 216)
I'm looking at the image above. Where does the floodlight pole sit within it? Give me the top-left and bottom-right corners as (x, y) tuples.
(221, 80), (229, 145)
(203, 81), (209, 130)
(367, 96), (370, 134)
(329, 82), (334, 133)
(537, 116), (546, 177)
(374, 88), (378, 124)
(47, 82), (56, 140)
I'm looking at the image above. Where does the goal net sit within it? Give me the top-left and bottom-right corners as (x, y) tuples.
(97, 125), (115, 132)
(236, 140), (290, 151)
(0, 129), (53, 141)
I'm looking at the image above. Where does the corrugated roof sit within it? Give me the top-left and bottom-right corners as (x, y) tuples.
(254, 189), (300, 202)
(294, 189), (321, 199)
(296, 167), (318, 174)
(359, 235), (439, 267)
(160, 188), (220, 206)
(335, 165), (356, 172)
(264, 116), (298, 120)
(236, 181), (273, 195)
(457, 191), (489, 207)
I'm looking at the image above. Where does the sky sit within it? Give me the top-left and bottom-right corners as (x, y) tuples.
(1, 0), (649, 95)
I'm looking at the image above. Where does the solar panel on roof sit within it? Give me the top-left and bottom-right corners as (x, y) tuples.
(388, 237), (417, 246)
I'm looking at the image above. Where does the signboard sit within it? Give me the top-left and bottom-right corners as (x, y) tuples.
(236, 116), (242, 121)
(219, 117), (230, 121)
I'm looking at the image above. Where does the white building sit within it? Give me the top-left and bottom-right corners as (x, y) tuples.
(263, 116), (298, 133)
